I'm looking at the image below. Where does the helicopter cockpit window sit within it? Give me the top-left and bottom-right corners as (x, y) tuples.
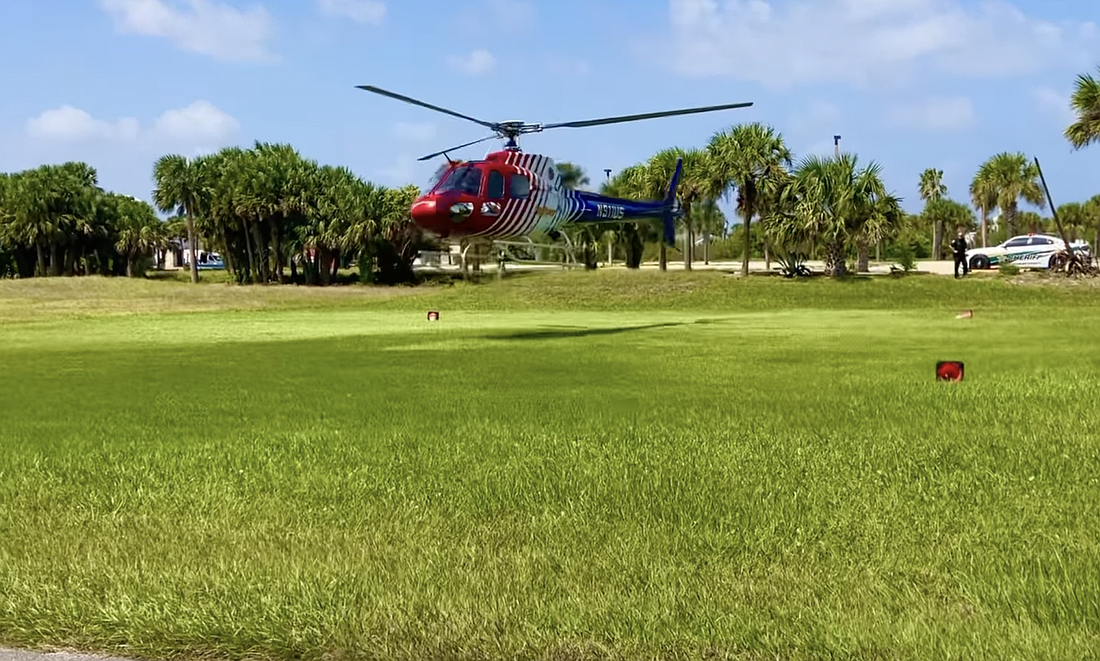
(427, 162), (450, 190)
(434, 165), (484, 195)
(486, 170), (505, 199)
(510, 174), (530, 199)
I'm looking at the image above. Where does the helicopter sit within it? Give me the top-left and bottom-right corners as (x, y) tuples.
(357, 85), (754, 246)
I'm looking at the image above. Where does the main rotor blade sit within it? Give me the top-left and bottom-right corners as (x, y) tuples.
(540, 101), (754, 130)
(356, 85), (498, 131)
(417, 134), (498, 162)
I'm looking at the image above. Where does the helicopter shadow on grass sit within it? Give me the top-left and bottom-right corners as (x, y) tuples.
(482, 317), (735, 341)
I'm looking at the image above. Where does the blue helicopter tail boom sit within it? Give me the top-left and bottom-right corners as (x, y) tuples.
(571, 157), (683, 246)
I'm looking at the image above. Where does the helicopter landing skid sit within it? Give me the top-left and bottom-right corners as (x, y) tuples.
(449, 235), (581, 280)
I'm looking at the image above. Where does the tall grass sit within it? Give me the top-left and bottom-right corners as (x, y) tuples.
(1, 272), (1098, 660)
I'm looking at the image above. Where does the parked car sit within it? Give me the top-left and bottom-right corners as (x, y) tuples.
(965, 234), (1091, 270)
(186, 250), (225, 270)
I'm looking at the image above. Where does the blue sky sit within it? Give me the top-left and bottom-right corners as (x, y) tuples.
(1, 0), (1098, 221)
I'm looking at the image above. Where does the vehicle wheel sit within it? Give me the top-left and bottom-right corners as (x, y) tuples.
(970, 255), (990, 270)
(1049, 253), (1068, 272)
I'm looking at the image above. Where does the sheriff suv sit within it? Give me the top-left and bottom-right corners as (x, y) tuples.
(966, 234), (1091, 270)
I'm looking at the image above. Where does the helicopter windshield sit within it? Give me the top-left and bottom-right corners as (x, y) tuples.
(426, 162), (451, 190)
(433, 164), (483, 195)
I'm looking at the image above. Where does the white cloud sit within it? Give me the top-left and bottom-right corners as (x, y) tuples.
(25, 107), (141, 142)
(25, 101), (240, 148)
(1031, 87), (1076, 125)
(98, 0), (275, 62)
(487, 0), (534, 27)
(666, 0), (1100, 88)
(445, 49), (495, 75)
(316, 0), (385, 24)
(151, 101), (240, 142)
(885, 96), (975, 131)
(392, 122), (436, 142)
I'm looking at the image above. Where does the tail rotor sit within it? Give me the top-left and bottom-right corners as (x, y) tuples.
(661, 157), (683, 246)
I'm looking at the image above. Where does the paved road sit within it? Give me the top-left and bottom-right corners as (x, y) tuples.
(416, 258), (969, 276)
(1, 649), (133, 661)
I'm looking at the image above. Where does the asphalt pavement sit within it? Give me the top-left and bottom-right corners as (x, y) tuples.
(415, 257), (968, 276)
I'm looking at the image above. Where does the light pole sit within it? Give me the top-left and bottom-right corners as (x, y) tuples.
(833, 135), (841, 157)
(604, 168), (611, 181)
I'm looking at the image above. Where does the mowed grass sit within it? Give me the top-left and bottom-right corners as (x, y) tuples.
(1, 270), (1099, 661)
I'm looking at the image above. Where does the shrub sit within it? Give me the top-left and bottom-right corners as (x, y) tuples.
(775, 251), (813, 277)
(893, 243), (917, 272)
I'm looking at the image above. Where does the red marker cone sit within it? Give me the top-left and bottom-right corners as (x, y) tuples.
(936, 361), (964, 381)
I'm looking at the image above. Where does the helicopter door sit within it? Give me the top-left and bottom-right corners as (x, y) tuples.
(482, 170), (505, 216)
(509, 173), (531, 199)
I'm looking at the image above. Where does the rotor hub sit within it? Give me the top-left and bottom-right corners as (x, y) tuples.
(494, 121), (541, 140)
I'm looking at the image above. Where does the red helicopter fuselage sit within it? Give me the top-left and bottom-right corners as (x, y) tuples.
(410, 150), (574, 240)
(408, 148), (684, 245)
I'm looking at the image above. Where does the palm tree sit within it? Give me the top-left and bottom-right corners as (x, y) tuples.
(855, 188), (905, 273)
(152, 154), (207, 283)
(918, 168), (948, 259)
(1053, 202), (1089, 242)
(1066, 66), (1100, 150)
(302, 163), (363, 285)
(373, 184), (430, 283)
(691, 198), (727, 264)
(706, 122), (792, 277)
(614, 158), (670, 270)
(1084, 195), (1100, 263)
(601, 166), (649, 268)
(7, 164), (95, 276)
(113, 195), (168, 276)
(554, 162), (590, 191)
(924, 198), (978, 250)
(7, 168), (53, 276)
(672, 149), (712, 270)
(975, 152), (1045, 237)
(191, 149), (240, 279)
(969, 162), (997, 247)
(642, 148), (710, 270)
(768, 152), (900, 277)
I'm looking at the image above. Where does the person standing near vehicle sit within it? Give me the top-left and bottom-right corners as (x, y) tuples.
(951, 229), (969, 278)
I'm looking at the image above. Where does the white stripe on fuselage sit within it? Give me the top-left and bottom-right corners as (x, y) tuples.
(464, 152), (590, 239)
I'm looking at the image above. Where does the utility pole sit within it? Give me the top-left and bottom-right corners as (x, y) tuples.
(833, 135), (841, 157)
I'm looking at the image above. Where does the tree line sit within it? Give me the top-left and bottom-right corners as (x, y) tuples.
(0, 162), (168, 279)
(147, 143), (425, 285)
(2, 65), (1098, 282)
(556, 64), (1100, 277)
(0, 142), (427, 284)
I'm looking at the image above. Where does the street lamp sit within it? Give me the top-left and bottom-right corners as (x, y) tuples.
(604, 168), (611, 181)
(833, 135), (841, 157)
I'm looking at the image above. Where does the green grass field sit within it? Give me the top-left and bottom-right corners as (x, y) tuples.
(2, 271), (1099, 661)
